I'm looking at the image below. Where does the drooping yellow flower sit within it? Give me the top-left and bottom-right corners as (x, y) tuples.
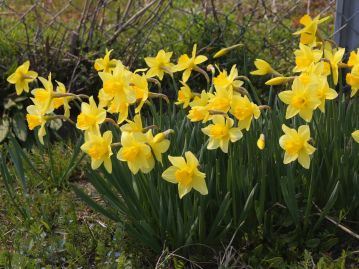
(207, 88), (233, 113)
(293, 14), (330, 45)
(265, 76), (293, 86)
(346, 65), (359, 97)
(7, 60), (38, 95)
(81, 130), (113, 173)
(94, 49), (117, 73)
(145, 49), (175, 80)
(213, 65), (243, 92)
(315, 77), (338, 112)
(201, 115), (242, 153)
(347, 49), (359, 67)
(176, 81), (193, 108)
(257, 134), (265, 150)
(53, 81), (72, 118)
(130, 72), (149, 113)
(279, 124), (316, 169)
(293, 44), (322, 73)
(250, 59), (274, 76)
(213, 43), (243, 59)
(31, 73), (54, 114)
(117, 132), (155, 174)
(278, 78), (320, 122)
(26, 103), (47, 145)
(120, 114), (143, 133)
(324, 43), (345, 85)
(352, 130), (359, 143)
(145, 130), (170, 164)
(76, 96), (106, 133)
(175, 44), (208, 82)
(230, 95), (260, 130)
(162, 151), (207, 199)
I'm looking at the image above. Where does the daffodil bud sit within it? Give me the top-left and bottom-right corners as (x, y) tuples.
(257, 134), (265, 150)
(265, 77), (294, 86)
(212, 43), (243, 59)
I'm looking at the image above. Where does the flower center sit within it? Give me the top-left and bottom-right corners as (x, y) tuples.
(210, 124), (228, 139)
(292, 95), (307, 108)
(26, 114), (42, 130)
(77, 113), (97, 129)
(284, 137), (304, 155)
(88, 142), (108, 160)
(175, 167), (193, 187)
(122, 146), (140, 162)
(103, 80), (123, 96)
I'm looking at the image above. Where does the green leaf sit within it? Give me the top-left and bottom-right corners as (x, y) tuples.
(12, 112), (28, 142)
(0, 118), (10, 143)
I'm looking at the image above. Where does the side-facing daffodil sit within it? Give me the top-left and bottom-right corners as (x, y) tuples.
(279, 124), (316, 169)
(347, 49), (359, 67)
(76, 96), (106, 133)
(53, 81), (72, 118)
(7, 60), (38, 95)
(187, 90), (210, 122)
(94, 49), (117, 73)
(352, 130), (359, 143)
(130, 72), (149, 113)
(201, 115), (242, 153)
(176, 81), (193, 108)
(293, 43), (322, 73)
(117, 132), (154, 174)
(175, 44), (208, 82)
(278, 78), (320, 122)
(120, 114), (143, 133)
(31, 73), (55, 114)
(145, 49), (175, 80)
(293, 14), (330, 45)
(213, 65), (243, 92)
(346, 64), (359, 97)
(81, 130), (113, 173)
(26, 102), (47, 144)
(162, 151), (207, 199)
(230, 95), (260, 130)
(315, 77), (338, 112)
(207, 87), (233, 113)
(145, 130), (171, 164)
(324, 43), (345, 85)
(250, 59), (275, 76)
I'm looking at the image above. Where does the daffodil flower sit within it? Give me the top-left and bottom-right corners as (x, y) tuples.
(279, 124), (316, 169)
(187, 90), (210, 122)
(324, 43), (345, 85)
(130, 73), (149, 113)
(144, 50), (175, 80)
(293, 43), (322, 73)
(53, 81), (72, 118)
(81, 130), (113, 173)
(207, 88), (233, 113)
(347, 49), (359, 67)
(352, 130), (359, 143)
(94, 49), (117, 73)
(230, 95), (260, 130)
(176, 81), (193, 108)
(250, 59), (275, 76)
(76, 96), (106, 134)
(346, 65), (359, 97)
(201, 115), (242, 153)
(120, 114), (143, 133)
(293, 14), (330, 45)
(213, 65), (243, 92)
(7, 60), (38, 95)
(175, 44), (208, 82)
(31, 73), (54, 114)
(117, 132), (154, 174)
(257, 134), (265, 150)
(162, 151), (207, 199)
(278, 78), (320, 122)
(26, 102), (47, 144)
(145, 130), (171, 164)
(315, 77), (338, 112)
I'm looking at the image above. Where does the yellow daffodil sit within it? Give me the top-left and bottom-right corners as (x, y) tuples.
(130, 73), (149, 113)
(279, 124), (316, 169)
(7, 60), (38, 95)
(26, 103), (47, 144)
(145, 130), (171, 164)
(120, 114), (143, 133)
(265, 76), (293, 86)
(347, 49), (359, 67)
(98, 88), (112, 108)
(53, 81), (72, 118)
(324, 43), (345, 85)
(176, 81), (193, 108)
(293, 14), (330, 45)
(346, 65), (359, 97)
(145, 50), (175, 80)
(278, 78), (320, 122)
(207, 88), (233, 113)
(117, 132), (154, 174)
(315, 77), (338, 112)
(201, 115), (242, 153)
(257, 134), (265, 150)
(187, 90), (210, 122)
(175, 44), (208, 82)
(250, 59), (275, 76)
(213, 65), (243, 92)
(31, 73), (54, 114)
(293, 44), (322, 73)
(352, 130), (359, 143)
(81, 130), (113, 173)
(76, 96), (106, 133)
(230, 95), (260, 130)
(162, 151), (207, 199)
(213, 43), (243, 59)
(94, 49), (117, 73)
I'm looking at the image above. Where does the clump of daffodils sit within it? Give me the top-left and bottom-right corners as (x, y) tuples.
(7, 13), (359, 198)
